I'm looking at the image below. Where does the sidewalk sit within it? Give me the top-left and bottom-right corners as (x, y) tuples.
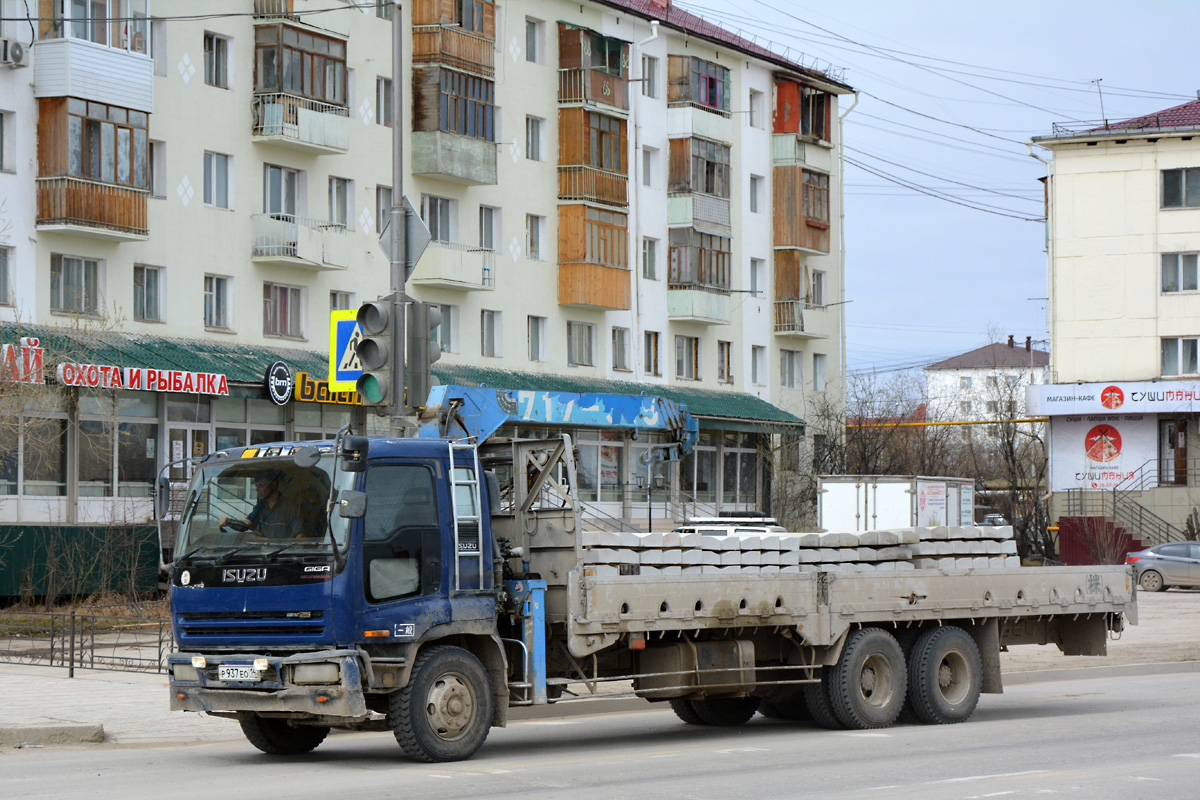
(1, 591), (1195, 748)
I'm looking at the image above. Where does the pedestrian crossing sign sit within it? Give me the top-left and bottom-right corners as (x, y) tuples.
(328, 310), (363, 392)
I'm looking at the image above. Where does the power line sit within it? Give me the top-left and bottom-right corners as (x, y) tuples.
(845, 157), (1043, 221)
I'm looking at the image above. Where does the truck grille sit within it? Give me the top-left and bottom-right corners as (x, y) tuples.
(177, 610), (326, 638)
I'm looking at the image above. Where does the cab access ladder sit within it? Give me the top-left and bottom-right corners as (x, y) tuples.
(447, 440), (485, 590)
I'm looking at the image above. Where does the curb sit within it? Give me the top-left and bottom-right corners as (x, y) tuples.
(1002, 660), (1200, 686)
(0, 724), (105, 747)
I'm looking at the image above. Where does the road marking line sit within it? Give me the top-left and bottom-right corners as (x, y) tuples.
(838, 731), (891, 738)
(718, 747), (769, 754)
(1128, 777), (1164, 782)
(868, 770), (1050, 791)
(1172, 754), (1200, 759)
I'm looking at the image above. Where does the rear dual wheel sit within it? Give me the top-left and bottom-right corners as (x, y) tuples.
(907, 626), (983, 725)
(669, 697), (760, 726)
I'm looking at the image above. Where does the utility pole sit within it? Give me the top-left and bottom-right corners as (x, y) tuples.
(389, 0), (408, 432)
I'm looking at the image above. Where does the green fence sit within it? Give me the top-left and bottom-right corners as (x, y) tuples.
(0, 525), (160, 599)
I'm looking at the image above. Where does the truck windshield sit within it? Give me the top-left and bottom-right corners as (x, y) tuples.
(176, 458), (351, 562)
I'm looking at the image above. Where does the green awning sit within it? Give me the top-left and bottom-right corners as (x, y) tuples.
(432, 363), (804, 431)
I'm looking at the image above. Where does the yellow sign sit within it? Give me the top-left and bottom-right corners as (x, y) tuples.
(328, 309), (363, 392)
(296, 372), (362, 406)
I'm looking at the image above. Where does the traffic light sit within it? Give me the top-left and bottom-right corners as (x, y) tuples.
(355, 297), (395, 407)
(406, 301), (442, 408)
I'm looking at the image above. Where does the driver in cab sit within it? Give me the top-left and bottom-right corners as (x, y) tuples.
(220, 471), (303, 539)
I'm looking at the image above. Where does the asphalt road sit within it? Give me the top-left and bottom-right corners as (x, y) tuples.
(3, 672), (1196, 800)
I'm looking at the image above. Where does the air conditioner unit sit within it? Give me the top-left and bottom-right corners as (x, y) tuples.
(1, 38), (30, 69)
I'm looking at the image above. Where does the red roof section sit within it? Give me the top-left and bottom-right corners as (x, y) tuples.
(595, 0), (852, 91)
(1101, 98), (1200, 132)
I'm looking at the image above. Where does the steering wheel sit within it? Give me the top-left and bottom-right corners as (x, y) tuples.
(220, 520), (250, 533)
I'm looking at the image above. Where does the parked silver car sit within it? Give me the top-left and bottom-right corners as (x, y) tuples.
(1125, 542), (1200, 592)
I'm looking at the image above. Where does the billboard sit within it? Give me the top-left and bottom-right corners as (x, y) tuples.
(1049, 414), (1157, 491)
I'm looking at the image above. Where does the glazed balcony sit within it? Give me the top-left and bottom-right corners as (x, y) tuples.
(558, 68), (629, 112)
(667, 283), (730, 325)
(413, 25), (494, 77)
(774, 300), (829, 339)
(251, 93), (350, 154)
(251, 214), (352, 271)
(558, 166), (628, 207)
(667, 192), (731, 235)
(559, 263), (631, 310)
(36, 177), (148, 241)
(409, 242), (496, 291)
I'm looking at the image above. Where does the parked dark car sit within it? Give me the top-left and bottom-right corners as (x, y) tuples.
(1125, 542), (1200, 592)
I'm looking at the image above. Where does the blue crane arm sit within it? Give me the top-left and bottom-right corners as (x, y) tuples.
(416, 385), (699, 462)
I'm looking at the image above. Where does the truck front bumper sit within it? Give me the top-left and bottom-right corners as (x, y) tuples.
(168, 650), (368, 719)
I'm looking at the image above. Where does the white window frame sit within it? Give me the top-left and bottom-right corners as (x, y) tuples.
(675, 335), (699, 381)
(1162, 252), (1199, 293)
(329, 176), (351, 228)
(204, 274), (231, 329)
(645, 331), (660, 376)
(567, 321), (595, 367)
(376, 76), (393, 126)
(149, 139), (166, 198)
(780, 349), (799, 389)
(263, 163), (299, 216)
(642, 146), (657, 188)
(749, 175), (762, 213)
(525, 18), (544, 64)
(750, 258), (764, 297)
(1162, 337), (1200, 377)
(812, 270), (826, 306)
(813, 353), (828, 392)
(50, 254), (102, 315)
(717, 340), (732, 384)
(481, 309), (502, 358)
(752, 345), (766, 385)
(749, 89), (764, 128)
(525, 116), (544, 161)
(422, 194), (455, 242)
(376, 185), (393, 235)
(0, 246), (12, 306)
(526, 214), (544, 260)
(643, 237), (658, 280)
(330, 290), (354, 310)
(433, 303), (457, 353)
(203, 32), (230, 89)
(642, 55), (659, 98)
(959, 376), (972, 389)
(133, 264), (163, 322)
(612, 327), (630, 371)
(204, 151), (231, 209)
(528, 315), (547, 362)
(263, 282), (305, 339)
(479, 206), (499, 250)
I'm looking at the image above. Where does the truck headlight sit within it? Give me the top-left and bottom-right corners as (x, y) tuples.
(293, 663), (340, 685)
(173, 663), (200, 682)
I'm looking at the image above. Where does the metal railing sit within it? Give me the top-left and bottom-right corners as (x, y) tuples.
(253, 0), (296, 18)
(558, 166), (628, 207)
(412, 24), (495, 77)
(1049, 118), (1160, 136)
(252, 92), (350, 150)
(667, 100), (732, 119)
(251, 213), (346, 261)
(36, 177), (149, 237)
(558, 67), (629, 110)
(0, 609), (173, 676)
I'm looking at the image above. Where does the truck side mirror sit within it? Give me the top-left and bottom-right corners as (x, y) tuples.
(336, 489), (368, 519)
(341, 436), (369, 472)
(155, 475), (171, 520)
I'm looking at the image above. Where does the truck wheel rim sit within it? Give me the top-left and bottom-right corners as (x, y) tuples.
(937, 650), (970, 705)
(426, 672), (475, 740)
(859, 654), (894, 708)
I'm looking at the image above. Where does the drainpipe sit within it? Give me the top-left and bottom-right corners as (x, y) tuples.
(836, 91), (859, 445)
(1027, 141), (1054, 523)
(631, 21), (659, 383)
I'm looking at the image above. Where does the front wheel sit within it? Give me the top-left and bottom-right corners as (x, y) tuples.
(389, 645), (493, 763)
(239, 714), (329, 755)
(1138, 569), (1166, 592)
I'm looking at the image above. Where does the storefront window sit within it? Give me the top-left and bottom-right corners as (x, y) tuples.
(0, 419), (16, 496)
(118, 391), (158, 418)
(681, 432), (716, 504)
(78, 420), (114, 497)
(214, 397), (248, 423)
(250, 428), (285, 446)
(600, 431), (623, 502)
(294, 403), (322, 428)
(167, 395), (211, 423)
(23, 417), (67, 496)
(249, 398), (285, 425)
(215, 427), (246, 451)
(117, 421), (157, 497)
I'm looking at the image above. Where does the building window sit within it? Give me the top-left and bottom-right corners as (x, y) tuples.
(255, 23), (347, 106)
(642, 55), (658, 98)
(376, 77), (393, 126)
(986, 401), (999, 415)
(813, 353), (828, 392)
(642, 146), (656, 188)
(525, 115), (543, 161)
(1162, 168), (1200, 209)
(642, 237), (658, 280)
(1162, 337), (1200, 377)
(439, 70), (495, 141)
(800, 86), (831, 140)
(46, 0), (150, 53)
(422, 195), (454, 242)
(376, 185), (392, 234)
(1162, 252), (1199, 292)
(749, 89), (764, 128)
(717, 340), (732, 384)
(432, 304), (456, 353)
(812, 269), (826, 306)
(959, 376), (973, 389)
(133, 265), (162, 322)
(0, 247), (11, 306)
(50, 254), (100, 315)
(751, 345), (766, 385)
(479, 206), (499, 250)
(526, 214), (544, 260)
(525, 18), (542, 63)
(204, 32), (229, 88)
(329, 177), (350, 228)
(668, 56), (730, 115)
(750, 258), (764, 297)
(263, 164), (298, 215)
(804, 170), (830, 226)
(675, 335), (700, 380)
(62, 98), (149, 188)
(203, 152), (230, 209)
(377, 0), (393, 19)
(264, 283), (303, 338)
(780, 349), (799, 389)
(330, 290), (353, 310)
(668, 229), (731, 290)
(645, 331), (660, 376)
(481, 309), (501, 357)
(986, 376), (998, 388)
(612, 327), (630, 371)
(149, 140), (166, 198)
(567, 322), (594, 366)
(960, 401), (972, 415)
(671, 137), (732, 198)
(204, 275), (230, 328)
(528, 315), (546, 361)
(0, 112), (8, 171)
(749, 175), (762, 213)
(576, 208), (628, 269)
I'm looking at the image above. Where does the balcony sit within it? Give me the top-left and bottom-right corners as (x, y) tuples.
(409, 242), (496, 291)
(36, 177), (148, 240)
(33, 37), (154, 113)
(772, 133), (834, 171)
(559, 263), (630, 310)
(668, 192), (731, 235)
(413, 25), (494, 77)
(251, 93), (350, 154)
(253, 0), (297, 18)
(411, 131), (498, 185)
(558, 166), (628, 207)
(666, 103), (733, 145)
(774, 300), (830, 339)
(558, 68), (629, 112)
(668, 284), (730, 325)
(251, 214), (351, 271)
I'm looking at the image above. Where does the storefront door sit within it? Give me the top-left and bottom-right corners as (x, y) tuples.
(1159, 419), (1187, 486)
(168, 427), (210, 483)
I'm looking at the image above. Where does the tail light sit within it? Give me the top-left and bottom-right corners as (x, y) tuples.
(1124, 556), (1140, 564)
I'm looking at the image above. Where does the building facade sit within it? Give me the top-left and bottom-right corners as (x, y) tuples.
(1031, 99), (1200, 538)
(0, 0), (851, 530)
(925, 340), (1049, 424)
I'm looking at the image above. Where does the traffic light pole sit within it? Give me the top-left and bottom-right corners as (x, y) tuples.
(389, 1), (409, 432)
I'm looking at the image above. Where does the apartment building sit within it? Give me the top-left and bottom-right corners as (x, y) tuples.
(925, 340), (1049, 423)
(1030, 98), (1200, 538)
(0, 0), (851, 528)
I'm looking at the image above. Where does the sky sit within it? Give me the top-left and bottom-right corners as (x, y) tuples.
(680, 0), (1199, 375)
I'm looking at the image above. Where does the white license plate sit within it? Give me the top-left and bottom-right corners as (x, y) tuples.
(218, 665), (260, 682)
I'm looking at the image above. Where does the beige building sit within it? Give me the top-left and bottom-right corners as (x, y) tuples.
(0, 0), (852, 528)
(1030, 98), (1200, 542)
